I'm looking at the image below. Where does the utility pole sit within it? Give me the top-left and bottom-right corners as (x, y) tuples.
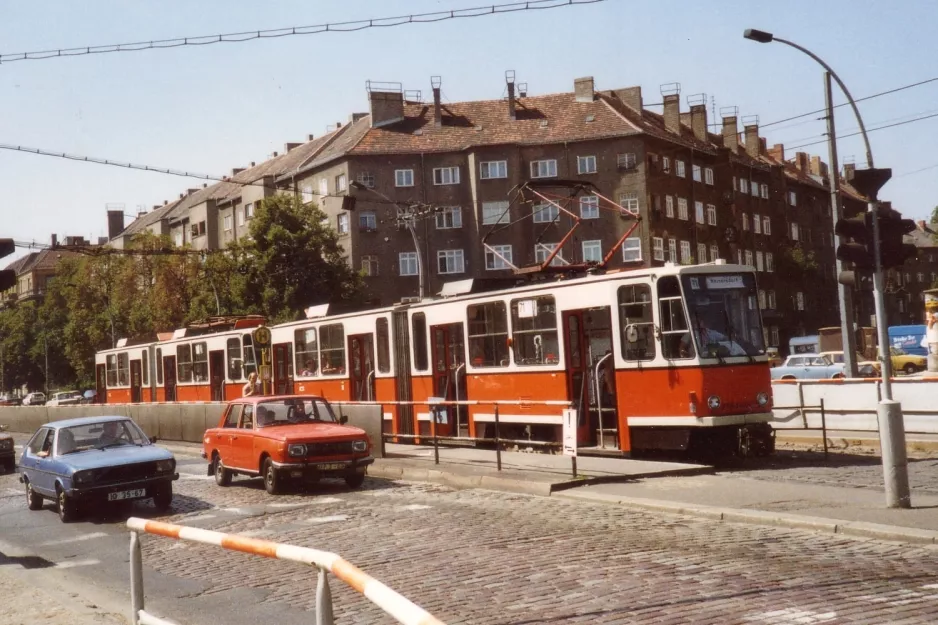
(825, 72), (859, 378)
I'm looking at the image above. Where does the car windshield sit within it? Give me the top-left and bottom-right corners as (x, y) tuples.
(56, 419), (150, 455)
(681, 273), (766, 358)
(255, 398), (339, 427)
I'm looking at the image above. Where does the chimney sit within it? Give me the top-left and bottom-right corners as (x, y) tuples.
(613, 86), (642, 112)
(843, 162), (856, 181)
(809, 155), (828, 179)
(688, 95), (708, 142)
(271, 152), (278, 158)
(187, 188), (199, 196)
(349, 112), (368, 123)
(722, 115), (739, 151)
(202, 183), (208, 188)
(918, 220), (927, 231)
(51, 234), (58, 248)
(106, 209), (124, 239)
(743, 122), (760, 158)
(506, 70), (516, 121)
(768, 143), (785, 162)
(794, 152), (809, 172)
(308, 134), (315, 141)
(231, 168), (245, 177)
(574, 76), (595, 103)
(431, 76), (442, 128)
(662, 84), (682, 135)
(759, 138), (767, 154)
(367, 81), (404, 128)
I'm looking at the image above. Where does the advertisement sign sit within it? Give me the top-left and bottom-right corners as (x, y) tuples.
(562, 409), (577, 457)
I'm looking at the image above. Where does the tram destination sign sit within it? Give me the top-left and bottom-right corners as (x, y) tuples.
(704, 275), (745, 289)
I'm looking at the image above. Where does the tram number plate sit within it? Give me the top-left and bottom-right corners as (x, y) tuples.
(108, 488), (146, 501)
(317, 463), (349, 471)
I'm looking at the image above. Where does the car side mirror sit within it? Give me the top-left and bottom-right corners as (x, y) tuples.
(339, 415), (348, 425)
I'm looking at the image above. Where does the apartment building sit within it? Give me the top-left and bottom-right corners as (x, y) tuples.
(887, 221), (938, 325)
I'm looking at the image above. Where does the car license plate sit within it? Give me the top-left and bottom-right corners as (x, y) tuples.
(108, 488), (146, 501)
(317, 462), (348, 471)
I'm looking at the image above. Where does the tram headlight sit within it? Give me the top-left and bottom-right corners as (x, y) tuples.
(756, 392), (769, 407)
(707, 395), (721, 410)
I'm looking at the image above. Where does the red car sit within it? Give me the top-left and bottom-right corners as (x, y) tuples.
(202, 395), (374, 494)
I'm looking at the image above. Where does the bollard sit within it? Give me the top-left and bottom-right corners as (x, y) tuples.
(878, 399), (912, 508)
(494, 404), (502, 471)
(431, 405), (439, 465)
(129, 531), (144, 625)
(316, 567), (335, 625)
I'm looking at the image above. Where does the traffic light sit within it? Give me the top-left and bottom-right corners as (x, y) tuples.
(876, 206), (917, 269)
(835, 213), (874, 286)
(0, 238), (15, 292)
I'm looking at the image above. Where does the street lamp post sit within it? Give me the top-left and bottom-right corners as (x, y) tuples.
(744, 29), (911, 509)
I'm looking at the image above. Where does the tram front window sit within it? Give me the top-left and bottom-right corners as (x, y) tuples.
(681, 273), (766, 359)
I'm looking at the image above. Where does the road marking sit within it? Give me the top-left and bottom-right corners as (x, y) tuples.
(304, 515), (348, 524)
(39, 532), (108, 547)
(268, 497), (342, 508)
(55, 559), (101, 569)
(399, 504), (431, 511)
(2, 488), (21, 497)
(922, 584), (938, 590)
(181, 514), (216, 522)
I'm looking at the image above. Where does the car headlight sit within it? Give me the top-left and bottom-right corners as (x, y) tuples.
(707, 395), (721, 409)
(756, 392), (769, 407)
(288, 444), (307, 457)
(352, 440), (368, 453)
(155, 459), (175, 473)
(73, 470), (94, 485)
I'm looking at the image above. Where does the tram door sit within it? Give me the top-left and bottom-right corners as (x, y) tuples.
(209, 350), (225, 401)
(430, 323), (466, 438)
(348, 334), (375, 401)
(163, 356), (177, 402)
(272, 343), (293, 395)
(130, 360), (142, 404)
(562, 307), (614, 446)
(95, 364), (107, 404)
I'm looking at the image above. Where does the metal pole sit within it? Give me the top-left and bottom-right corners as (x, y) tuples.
(431, 405), (439, 465)
(129, 530), (145, 625)
(315, 567), (335, 625)
(494, 404), (502, 471)
(824, 71), (858, 378)
(571, 455), (577, 478)
(820, 398), (828, 460)
(405, 219), (425, 300)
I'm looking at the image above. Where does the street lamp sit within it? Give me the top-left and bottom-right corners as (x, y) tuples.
(744, 29), (911, 509)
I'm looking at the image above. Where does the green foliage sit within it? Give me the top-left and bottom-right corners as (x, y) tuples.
(930, 205), (938, 224)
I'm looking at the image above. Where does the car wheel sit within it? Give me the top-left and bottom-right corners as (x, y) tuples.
(25, 481), (43, 511)
(56, 487), (76, 523)
(263, 458), (281, 495)
(213, 454), (231, 487)
(904, 363), (917, 375)
(345, 472), (366, 489)
(152, 484), (173, 512)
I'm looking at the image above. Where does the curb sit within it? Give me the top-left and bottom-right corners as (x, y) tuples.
(554, 491), (938, 546)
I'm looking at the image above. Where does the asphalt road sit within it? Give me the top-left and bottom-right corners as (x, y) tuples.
(2, 445), (938, 624)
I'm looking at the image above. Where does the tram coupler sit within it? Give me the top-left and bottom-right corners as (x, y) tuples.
(737, 423), (775, 457)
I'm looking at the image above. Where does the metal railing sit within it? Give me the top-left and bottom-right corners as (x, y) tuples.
(773, 398), (829, 459)
(127, 517), (446, 625)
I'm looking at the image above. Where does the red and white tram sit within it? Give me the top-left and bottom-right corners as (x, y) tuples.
(96, 262), (774, 455)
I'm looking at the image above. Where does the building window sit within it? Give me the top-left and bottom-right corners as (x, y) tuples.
(706, 204), (717, 226)
(582, 240), (602, 263)
(676, 160), (686, 178)
(190, 221), (206, 238)
(761, 183), (769, 199)
(480, 160), (508, 179)
(361, 255), (379, 277)
(791, 223), (800, 241)
(662, 156), (671, 173)
(223, 215), (233, 232)
(710, 244), (720, 262)
(622, 236), (642, 263)
(899, 299), (906, 313)
(768, 291), (776, 309)
(796, 292), (805, 311)
(245, 203), (255, 220)
(482, 201), (510, 225)
(533, 203), (559, 223)
(653, 237), (665, 261)
(237, 208), (245, 227)
(530, 159), (558, 178)
(579, 195), (600, 219)
(705, 168), (714, 185)
(319, 178), (328, 196)
(335, 173), (348, 192)
(745, 250), (754, 267)
(174, 231), (183, 247)
(399, 252), (418, 276)
(619, 192), (639, 212)
(698, 243), (707, 265)
(435, 206), (462, 229)
(677, 198), (689, 221)
(680, 240), (692, 264)
(692, 164), (702, 182)
(740, 178), (749, 194)
(695, 201), (705, 224)
(756, 251), (764, 272)
(432, 166), (460, 185)
(904, 272), (912, 284)
(754, 213), (762, 234)
(766, 252), (774, 272)
(535, 243), (567, 266)
(395, 169), (414, 187)
(665, 195), (674, 218)
(577, 155), (597, 174)
(750, 181), (759, 197)
(759, 290), (767, 310)
(737, 249), (743, 265)
(742, 213), (750, 231)
(788, 191), (797, 206)
(356, 172), (375, 188)
(917, 272), (925, 283)
(485, 245), (513, 270)
(762, 216), (771, 235)
(770, 326), (780, 346)
(617, 153), (637, 169)
(337, 213), (350, 235)
(300, 184), (314, 203)
(668, 238), (677, 263)
(437, 249), (465, 274)
(359, 211), (377, 231)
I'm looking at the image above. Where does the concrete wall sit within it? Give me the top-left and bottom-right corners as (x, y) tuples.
(771, 378), (938, 433)
(0, 403), (385, 457)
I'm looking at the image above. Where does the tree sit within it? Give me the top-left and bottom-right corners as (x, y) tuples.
(930, 205), (938, 224)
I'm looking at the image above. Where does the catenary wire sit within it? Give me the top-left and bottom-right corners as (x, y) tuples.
(786, 111), (938, 151)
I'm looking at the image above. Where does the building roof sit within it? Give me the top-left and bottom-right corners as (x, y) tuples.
(14, 248), (78, 275)
(3, 252), (36, 274)
(117, 200), (182, 239)
(906, 222), (938, 248)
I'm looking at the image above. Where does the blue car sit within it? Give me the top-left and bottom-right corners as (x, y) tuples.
(18, 416), (178, 522)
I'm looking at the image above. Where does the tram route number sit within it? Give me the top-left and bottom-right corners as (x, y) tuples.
(562, 409), (577, 457)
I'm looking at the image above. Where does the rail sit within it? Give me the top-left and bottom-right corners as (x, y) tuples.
(773, 398), (829, 459)
(127, 517), (445, 625)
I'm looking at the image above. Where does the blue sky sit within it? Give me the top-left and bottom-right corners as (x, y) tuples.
(2, 0), (936, 259)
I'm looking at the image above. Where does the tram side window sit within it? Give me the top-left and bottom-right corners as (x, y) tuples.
(177, 344), (193, 383)
(156, 348), (163, 385)
(295, 328), (318, 376)
(227, 338), (242, 380)
(320, 324), (346, 375)
(467, 301), (509, 367)
(117, 352), (130, 386)
(141, 350), (149, 386)
(192, 342), (209, 382)
(618, 285), (656, 361)
(242, 335), (257, 377)
(376, 318), (391, 373)
(510, 296), (559, 365)
(412, 313), (428, 372)
(106, 354), (118, 387)
(658, 276), (694, 359)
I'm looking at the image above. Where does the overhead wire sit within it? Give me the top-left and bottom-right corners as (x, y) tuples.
(786, 111), (938, 151)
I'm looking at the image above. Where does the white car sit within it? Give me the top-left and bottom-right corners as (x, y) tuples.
(22, 392), (46, 406)
(45, 391), (83, 407)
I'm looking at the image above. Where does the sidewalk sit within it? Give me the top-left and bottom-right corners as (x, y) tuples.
(0, 564), (126, 624)
(776, 429), (938, 454)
